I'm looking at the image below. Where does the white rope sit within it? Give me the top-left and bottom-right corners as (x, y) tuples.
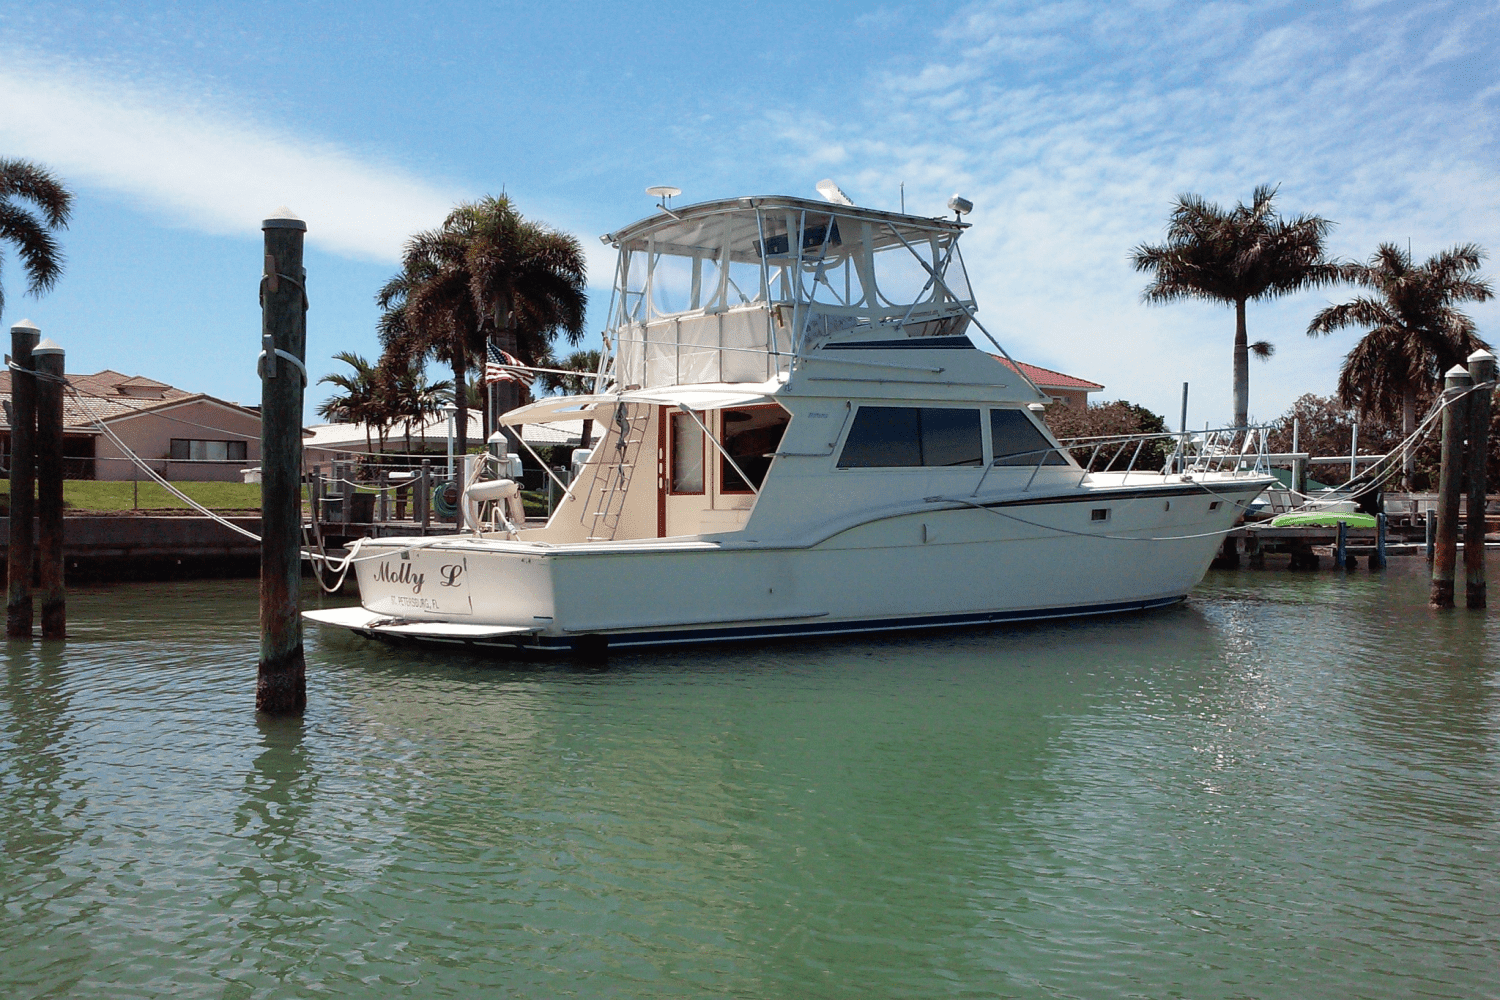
(1274, 380), (1492, 507)
(1, 363), (479, 592)
(936, 497), (1242, 542)
(62, 380), (264, 543)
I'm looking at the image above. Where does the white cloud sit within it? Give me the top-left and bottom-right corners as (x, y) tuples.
(0, 53), (461, 263)
(760, 0), (1500, 426)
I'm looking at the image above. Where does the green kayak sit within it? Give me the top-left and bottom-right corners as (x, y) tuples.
(1269, 512), (1377, 528)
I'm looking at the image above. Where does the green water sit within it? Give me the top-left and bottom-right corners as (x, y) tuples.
(3, 559), (1498, 998)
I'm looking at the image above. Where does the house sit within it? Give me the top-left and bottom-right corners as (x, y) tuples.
(997, 359), (1104, 408)
(0, 369), (262, 481)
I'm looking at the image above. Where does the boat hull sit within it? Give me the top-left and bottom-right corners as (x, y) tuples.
(307, 479), (1268, 654)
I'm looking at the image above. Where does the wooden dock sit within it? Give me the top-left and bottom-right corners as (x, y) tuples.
(1219, 521), (1498, 571)
(0, 514), (464, 581)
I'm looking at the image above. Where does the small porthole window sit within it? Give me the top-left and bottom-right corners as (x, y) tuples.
(1209, 501), (1222, 511)
(1091, 508), (1110, 522)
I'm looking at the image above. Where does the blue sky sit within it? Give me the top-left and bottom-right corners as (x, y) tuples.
(2, 0), (1498, 427)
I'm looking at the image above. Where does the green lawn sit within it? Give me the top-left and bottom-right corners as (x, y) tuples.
(0, 479), (552, 518)
(0, 480), (263, 512)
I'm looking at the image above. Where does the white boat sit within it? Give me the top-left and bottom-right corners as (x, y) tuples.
(305, 194), (1275, 653)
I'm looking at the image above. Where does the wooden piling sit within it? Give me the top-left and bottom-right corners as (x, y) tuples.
(6, 320), (39, 638)
(1373, 512), (1387, 570)
(1430, 365), (1472, 608)
(1335, 520), (1348, 570)
(257, 210), (308, 715)
(1465, 349), (1495, 608)
(32, 339), (65, 639)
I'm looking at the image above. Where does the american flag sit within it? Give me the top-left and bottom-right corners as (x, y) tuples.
(483, 343), (530, 385)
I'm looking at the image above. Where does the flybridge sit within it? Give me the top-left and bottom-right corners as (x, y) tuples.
(597, 196), (1000, 391)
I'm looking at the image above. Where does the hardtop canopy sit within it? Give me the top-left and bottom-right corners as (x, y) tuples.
(600, 195), (967, 261)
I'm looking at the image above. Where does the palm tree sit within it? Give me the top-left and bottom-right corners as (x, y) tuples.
(1307, 243), (1492, 488)
(458, 195), (588, 443)
(1132, 184), (1340, 428)
(317, 351), (384, 458)
(380, 197), (588, 460)
(0, 159), (73, 320)
(379, 227), (478, 454)
(376, 353), (452, 456)
(534, 348), (601, 447)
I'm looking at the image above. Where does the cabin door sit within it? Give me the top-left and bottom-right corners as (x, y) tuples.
(659, 405), (710, 537)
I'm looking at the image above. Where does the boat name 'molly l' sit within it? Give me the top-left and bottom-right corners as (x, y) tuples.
(371, 560), (424, 594)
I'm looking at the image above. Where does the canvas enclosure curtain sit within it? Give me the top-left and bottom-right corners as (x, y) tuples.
(615, 305), (787, 388)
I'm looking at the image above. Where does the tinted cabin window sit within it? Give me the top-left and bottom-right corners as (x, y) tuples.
(990, 410), (1067, 466)
(720, 407), (790, 492)
(837, 407), (983, 468)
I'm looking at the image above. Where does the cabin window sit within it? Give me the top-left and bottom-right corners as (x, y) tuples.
(990, 410), (1067, 466)
(670, 411), (704, 494)
(836, 407), (983, 468)
(1092, 508), (1110, 522)
(720, 406), (790, 492)
(169, 439), (247, 462)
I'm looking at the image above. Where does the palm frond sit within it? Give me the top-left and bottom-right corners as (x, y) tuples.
(0, 159), (73, 227)
(1307, 297), (1394, 336)
(0, 203), (66, 297)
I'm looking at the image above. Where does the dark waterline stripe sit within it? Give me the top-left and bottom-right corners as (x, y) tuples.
(350, 594), (1186, 654)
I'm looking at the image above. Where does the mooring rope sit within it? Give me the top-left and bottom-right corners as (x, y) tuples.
(1272, 379), (1494, 507)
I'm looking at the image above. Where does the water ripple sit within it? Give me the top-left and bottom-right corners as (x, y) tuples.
(2, 567), (1498, 998)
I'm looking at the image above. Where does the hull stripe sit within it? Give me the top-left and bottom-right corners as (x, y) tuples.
(343, 595), (1186, 654)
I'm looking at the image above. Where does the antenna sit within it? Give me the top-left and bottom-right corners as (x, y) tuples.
(816, 179), (854, 206)
(646, 185), (682, 219)
(900, 182), (905, 214)
(646, 185), (680, 205)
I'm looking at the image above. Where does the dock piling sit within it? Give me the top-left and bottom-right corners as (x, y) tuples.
(1335, 520), (1348, 570)
(33, 339), (65, 639)
(1430, 365), (1472, 608)
(1465, 349), (1495, 608)
(1373, 513), (1387, 570)
(257, 209), (309, 716)
(6, 320), (39, 639)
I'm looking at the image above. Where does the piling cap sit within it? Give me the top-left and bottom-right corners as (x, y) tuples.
(1468, 348), (1496, 364)
(31, 337), (64, 356)
(262, 207), (306, 231)
(10, 318), (39, 335)
(1445, 364), (1473, 382)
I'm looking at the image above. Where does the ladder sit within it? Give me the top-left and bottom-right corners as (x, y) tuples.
(582, 402), (651, 541)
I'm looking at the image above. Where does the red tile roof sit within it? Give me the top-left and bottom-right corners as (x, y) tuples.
(995, 358), (1104, 391)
